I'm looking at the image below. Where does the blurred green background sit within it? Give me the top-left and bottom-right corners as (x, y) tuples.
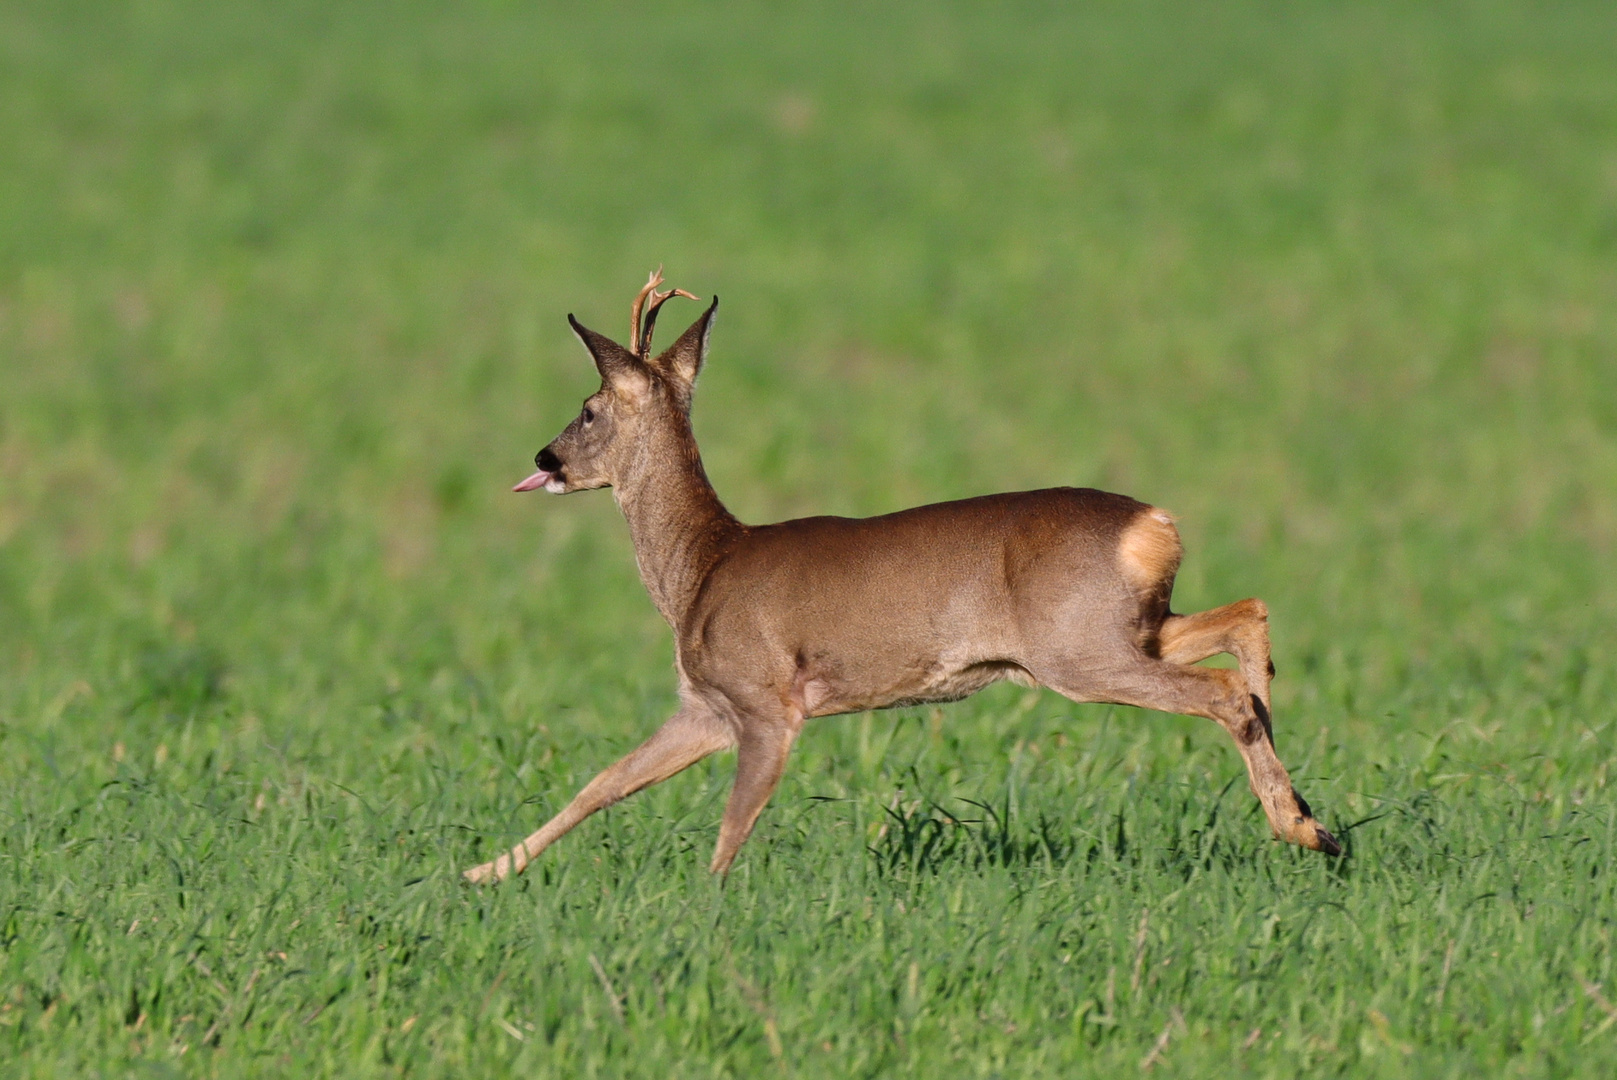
(2, 1), (1615, 1076)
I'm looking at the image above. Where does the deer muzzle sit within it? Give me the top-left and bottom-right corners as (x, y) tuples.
(514, 447), (566, 493)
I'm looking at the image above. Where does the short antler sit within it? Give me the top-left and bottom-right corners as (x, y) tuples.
(629, 266), (699, 359)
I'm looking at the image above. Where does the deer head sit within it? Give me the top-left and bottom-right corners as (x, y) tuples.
(514, 270), (716, 494)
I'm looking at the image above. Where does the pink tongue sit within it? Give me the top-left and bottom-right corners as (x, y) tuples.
(513, 470), (552, 492)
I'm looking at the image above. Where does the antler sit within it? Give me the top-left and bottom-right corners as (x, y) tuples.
(628, 266), (700, 358)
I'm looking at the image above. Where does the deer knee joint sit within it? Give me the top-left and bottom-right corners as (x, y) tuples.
(1248, 694), (1274, 743)
(1228, 695), (1275, 746)
(1238, 714), (1267, 745)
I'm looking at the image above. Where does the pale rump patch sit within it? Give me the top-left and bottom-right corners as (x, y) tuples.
(1117, 508), (1182, 595)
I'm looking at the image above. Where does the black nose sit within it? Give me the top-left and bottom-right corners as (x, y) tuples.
(536, 446), (562, 472)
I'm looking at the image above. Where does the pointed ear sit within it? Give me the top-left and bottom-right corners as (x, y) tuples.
(568, 315), (645, 388)
(648, 296), (718, 390)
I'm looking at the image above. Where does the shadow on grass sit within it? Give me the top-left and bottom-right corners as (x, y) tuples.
(858, 771), (1277, 881)
(858, 772), (1614, 888)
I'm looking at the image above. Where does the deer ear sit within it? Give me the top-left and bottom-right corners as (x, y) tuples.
(649, 296), (718, 389)
(568, 315), (645, 388)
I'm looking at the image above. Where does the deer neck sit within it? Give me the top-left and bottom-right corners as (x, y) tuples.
(613, 416), (741, 628)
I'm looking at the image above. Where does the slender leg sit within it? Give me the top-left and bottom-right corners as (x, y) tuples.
(1040, 657), (1339, 855)
(709, 717), (803, 875)
(463, 707), (735, 884)
(1159, 598), (1273, 736)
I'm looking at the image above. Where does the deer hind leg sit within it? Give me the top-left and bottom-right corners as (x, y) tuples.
(463, 706), (735, 885)
(709, 714), (803, 875)
(1159, 599), (1274, 731)
(1156, 600), (1337, 852)
(1038, 657), (1340, 855)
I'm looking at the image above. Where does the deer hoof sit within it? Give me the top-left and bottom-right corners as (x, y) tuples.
(1275, 813), (1341, 856)
(1284, 819), (1342, 855)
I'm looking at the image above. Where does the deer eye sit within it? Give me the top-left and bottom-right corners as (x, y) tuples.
(581, 406), (595, 425)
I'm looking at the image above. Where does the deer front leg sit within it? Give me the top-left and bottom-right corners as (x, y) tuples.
(709, 715), (803, 875)
(463, 706), (734, 885)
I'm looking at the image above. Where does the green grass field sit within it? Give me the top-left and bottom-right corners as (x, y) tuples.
(4, 1), (1617, 1075)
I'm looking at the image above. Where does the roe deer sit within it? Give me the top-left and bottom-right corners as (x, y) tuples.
(463, 270), (1340, 884)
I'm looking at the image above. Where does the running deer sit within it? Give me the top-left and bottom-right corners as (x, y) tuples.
(463, 271), (1340, 884)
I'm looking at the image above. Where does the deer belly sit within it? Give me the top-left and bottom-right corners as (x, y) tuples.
(799, 656), (1035, 717)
